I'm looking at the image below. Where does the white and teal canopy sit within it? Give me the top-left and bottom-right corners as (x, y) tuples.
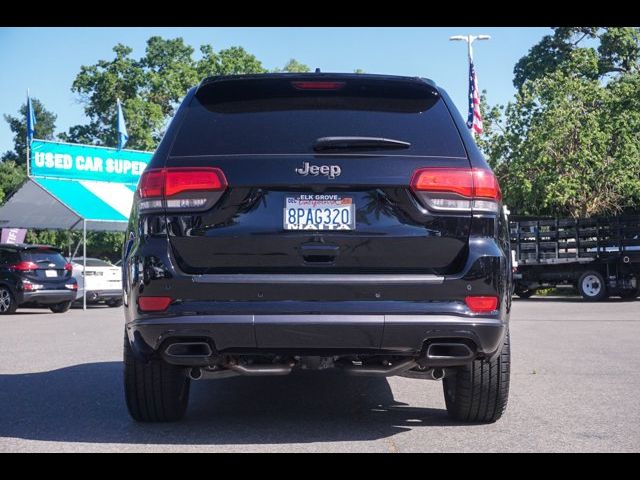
(0, 177), (137, 231)
(0, 139), (152, 232)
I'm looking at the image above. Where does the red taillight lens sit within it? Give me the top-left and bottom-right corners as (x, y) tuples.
(164, 168), (227, 197)
(64, 262), (73, 273)
(472, 169), (502, 200)
(291, 81), (346, 90)
(465, 296), (498, 313)
(138, 169), (165, 199)
(10, 261), (39, 271)
(411, 168), (474, 198)
(410, 168), (500, 200)
(137, 168), (227, 199)
(138, 296), (172, 312)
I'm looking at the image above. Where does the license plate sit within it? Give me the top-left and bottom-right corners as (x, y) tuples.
(284, 195), (356, 231)
(45, 270), (57, 278)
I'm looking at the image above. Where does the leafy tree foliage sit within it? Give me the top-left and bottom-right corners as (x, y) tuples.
(2, 98), (57, 164)
(479, 27), (640, 218)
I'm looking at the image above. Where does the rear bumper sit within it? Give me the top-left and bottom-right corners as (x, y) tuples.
(19, 289), (76, 305)
(126, 313), (507, 364)
(76, 289), (122, 302)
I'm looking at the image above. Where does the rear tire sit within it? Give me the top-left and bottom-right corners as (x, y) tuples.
(0, 287), (17, 314)
(578, 270), (608, 301)
(443, 329), (510, 423)
(619, 286), (639, 300)
(107, 298), (123, 307)
(123, 331), (190, 422)
(49, 301), (72, 313)
(514, 288), (534, 299)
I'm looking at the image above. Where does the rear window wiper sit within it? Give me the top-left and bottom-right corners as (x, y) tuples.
(313, 136), (411, 151)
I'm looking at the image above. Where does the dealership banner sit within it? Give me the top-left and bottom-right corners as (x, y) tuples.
(30, 139), (153, 184)
(1, 228), (27, 244)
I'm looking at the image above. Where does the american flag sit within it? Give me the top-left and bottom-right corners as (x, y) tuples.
(467, 60), (483, 136)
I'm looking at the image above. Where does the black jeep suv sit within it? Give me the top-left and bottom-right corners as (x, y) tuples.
(123, 73), (512, 423)
(0, 244), (77, 314)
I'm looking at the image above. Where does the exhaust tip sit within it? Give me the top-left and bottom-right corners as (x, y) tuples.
(165, 342), (213, 358)
(426, 342), (474, 360)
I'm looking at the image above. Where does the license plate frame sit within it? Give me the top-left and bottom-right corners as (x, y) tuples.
(284, 195), (356, 231)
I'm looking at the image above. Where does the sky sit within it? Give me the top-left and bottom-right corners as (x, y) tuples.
(0, 27), (551, 154)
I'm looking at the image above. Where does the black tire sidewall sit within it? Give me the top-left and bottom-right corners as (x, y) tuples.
(50, 301), (72, 313)
(0, 286), (17, 314)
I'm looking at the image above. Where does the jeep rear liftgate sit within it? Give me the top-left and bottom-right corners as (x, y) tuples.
(144, 75), (479, 280)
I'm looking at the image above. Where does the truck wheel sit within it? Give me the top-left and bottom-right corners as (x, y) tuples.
(107, 299), (123, 307)
(443, 329), (510, 423)
(123, 331), (190, 422)
(49, 301), (72, 313)
(578, 271), (608, 301)
(514, 288), (534, 299)
(0, 287), (17, 314)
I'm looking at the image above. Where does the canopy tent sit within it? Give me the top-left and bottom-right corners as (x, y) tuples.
(0, 177), (136, 309)
(0, 177), (135, 232)
(0, 138), (152, 310)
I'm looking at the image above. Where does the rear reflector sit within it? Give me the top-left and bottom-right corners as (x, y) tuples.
(10, 261), (39, 271)
(138, 296), (173, 312)
(465, 296), (498, 313)
(291, 81), (346, 90)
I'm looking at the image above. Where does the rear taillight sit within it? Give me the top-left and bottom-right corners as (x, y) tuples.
(138, 296), (172, 312)
(137, 167), (227, 212)
(10, 261), (39, 271)
(65, 283), (78, 291)
(291, 81), (346, 90)
(465, 296), (499, 313)
(410, 168), (501, 213)
(64, 262), (73, 273)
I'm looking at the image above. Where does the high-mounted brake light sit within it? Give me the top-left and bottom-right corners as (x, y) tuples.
(9, 261), (39, 271)
(465, 296), (499, 313)
(137, 167), (227, 211)
(291, 81), (346, 91)
(410, 168), (501, 213)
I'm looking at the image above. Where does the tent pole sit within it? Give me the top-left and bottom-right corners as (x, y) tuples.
(83, 219), (87, 311)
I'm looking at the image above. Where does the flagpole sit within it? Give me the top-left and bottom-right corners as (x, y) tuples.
(26, 89), (30, 177)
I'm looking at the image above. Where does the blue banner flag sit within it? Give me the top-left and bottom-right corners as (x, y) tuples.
(27, 92), (36, 143)
(117, 98), (129, 150)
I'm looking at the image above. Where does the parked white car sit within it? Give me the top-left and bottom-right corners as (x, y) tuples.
(69, 257), (123, 307)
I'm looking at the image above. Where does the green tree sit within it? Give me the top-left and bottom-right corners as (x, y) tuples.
(479, 28), (640, 218)
(0, 160), (26, 204)
(66, 38), (268, 150)
(273, 58), (311, 73)
(2, 98), (58, 164)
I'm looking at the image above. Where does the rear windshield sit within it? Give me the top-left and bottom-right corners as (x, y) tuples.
(21, 250), (67, 268)
(170, 77), (467, 158)
(72, 258), (114, 267)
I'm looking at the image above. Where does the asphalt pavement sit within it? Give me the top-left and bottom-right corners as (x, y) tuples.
(1, 297), (639, 452)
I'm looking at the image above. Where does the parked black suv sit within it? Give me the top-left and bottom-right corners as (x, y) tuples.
(0, 244), (77, 314)
(123, 73), (513, 423)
